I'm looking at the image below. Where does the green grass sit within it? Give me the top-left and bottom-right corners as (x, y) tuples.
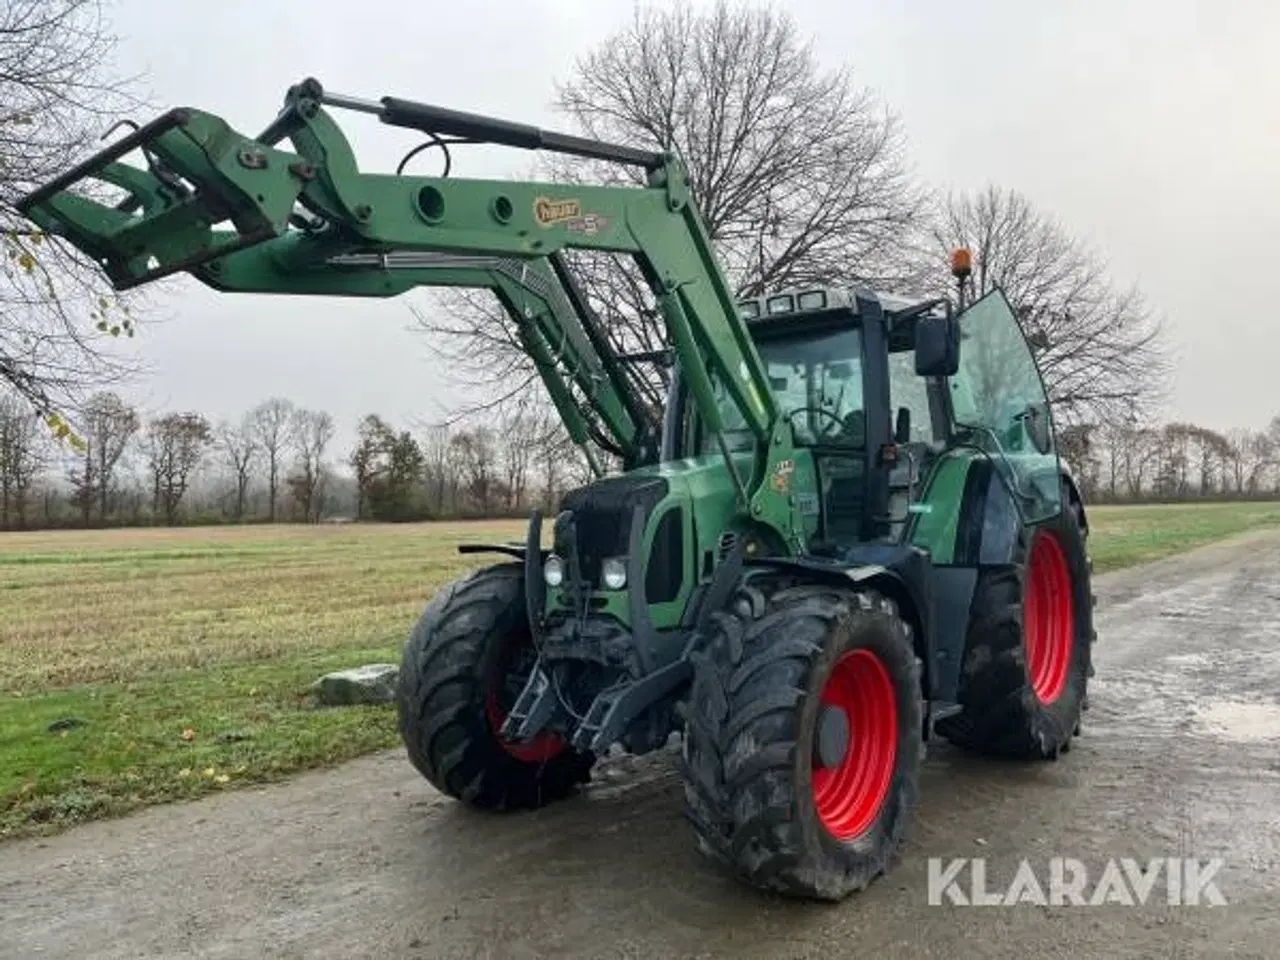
(0, 647), (401, 836)
(0, 520), (525, 839)
(2, 502), (1279, 839)
(1085, 500), (1280, 572)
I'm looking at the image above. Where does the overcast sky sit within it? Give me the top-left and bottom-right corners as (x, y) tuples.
(103, 0), (1280, 447)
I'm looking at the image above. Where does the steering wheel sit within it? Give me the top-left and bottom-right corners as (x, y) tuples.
(785, 406), (847, 441)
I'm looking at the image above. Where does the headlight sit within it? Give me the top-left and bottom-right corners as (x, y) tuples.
(601, 557), (627, 590)
(543, 555), (564, 587)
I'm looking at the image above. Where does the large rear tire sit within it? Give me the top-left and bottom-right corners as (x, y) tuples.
(396, 562), (594, 810)
(936, 486), (1093, 758)
(681, 583), (923, 901)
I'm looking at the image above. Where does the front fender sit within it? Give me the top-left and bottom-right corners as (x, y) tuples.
(744, 545), (946, 700)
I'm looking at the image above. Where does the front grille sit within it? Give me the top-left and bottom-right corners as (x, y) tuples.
(717, 531), (738, 560)
(556, 475), (670, 585)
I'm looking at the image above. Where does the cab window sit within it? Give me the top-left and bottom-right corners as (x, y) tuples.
(703, 325), (864, 454)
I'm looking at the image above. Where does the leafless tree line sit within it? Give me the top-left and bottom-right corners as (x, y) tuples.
(1, 381), (1273, 532)
(411, 401), (593, 520)
(0, 392), (334, 529)
(0, 391), (592, 530)
(1059, 416), (1280, 502)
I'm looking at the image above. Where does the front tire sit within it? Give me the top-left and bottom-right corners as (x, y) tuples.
(396, 562), (594, 810)
(681, 583), (923, 901)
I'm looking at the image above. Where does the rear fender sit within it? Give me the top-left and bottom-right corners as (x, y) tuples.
(1058, 466), (1090, 536)
(954, 457), (1086, 566)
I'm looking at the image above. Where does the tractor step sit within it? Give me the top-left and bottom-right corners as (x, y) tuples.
(926, 700), (963, 739)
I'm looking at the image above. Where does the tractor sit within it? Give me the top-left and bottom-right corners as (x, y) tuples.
(18, 77), (1094, 901)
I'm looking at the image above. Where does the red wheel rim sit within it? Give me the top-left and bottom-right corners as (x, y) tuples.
(484, 634), (566, 764)
(1024, 530), (1075, 704)
(811, 648), (899, 842)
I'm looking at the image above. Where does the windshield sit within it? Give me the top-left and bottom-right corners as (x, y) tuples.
(706, 324), (863, 454)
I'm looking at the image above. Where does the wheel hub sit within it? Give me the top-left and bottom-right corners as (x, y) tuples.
(815, 704), (850, 768)
(811, 648), (898, 842)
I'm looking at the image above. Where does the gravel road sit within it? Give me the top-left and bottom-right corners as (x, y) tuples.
(5, 528), (1280, 959)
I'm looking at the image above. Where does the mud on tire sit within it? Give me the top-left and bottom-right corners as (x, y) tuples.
(936, 484), (1094, 759)
(681, 583), (923, 901)
(396, 562), (594, 810)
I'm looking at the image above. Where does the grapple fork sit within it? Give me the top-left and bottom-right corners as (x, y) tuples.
(17, 107), (303, 290)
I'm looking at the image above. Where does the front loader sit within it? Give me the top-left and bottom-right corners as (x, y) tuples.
(19, 77), (1095, 901)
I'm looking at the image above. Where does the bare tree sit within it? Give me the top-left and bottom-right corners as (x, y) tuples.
(286, 407), (334, 522)
(931, 186), (1167, 427)
(1225, 428), (1252, 495)
(496, 401), (541, 511)
(1112, 419), (1161, 500)
(415, 1), (923, 413)
(1247, 434), (1275, 495)
(558, 3), (923, 291)
(419, 423), (454, 517)
(532, 408), (589, 512)
(66, 390), (137, 524)
(1266, 415), (1280, 494)
(1191, 426), (1234, 496)
(1056, 423), (1100, 498)
(0, 0), (143, 424)
(451, 427), (498, 514)
(249, 397), (294, 522)
(144, 412), (211, 524)
(0, 393), (48, 527)
(216, 415), (257, 521)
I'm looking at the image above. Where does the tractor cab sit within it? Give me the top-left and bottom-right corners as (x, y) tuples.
(663, 277), (1064, 560)
(667, 284), (963, 554)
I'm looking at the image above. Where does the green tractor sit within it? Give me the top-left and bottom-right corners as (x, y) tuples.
(19, 78), (1094, 901)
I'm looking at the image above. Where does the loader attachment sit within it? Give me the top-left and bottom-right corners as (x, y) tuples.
(17, 76), (802, 540)
(17, 108), (303, 290)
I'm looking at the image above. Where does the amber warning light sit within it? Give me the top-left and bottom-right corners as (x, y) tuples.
(950, 247), (973, 280)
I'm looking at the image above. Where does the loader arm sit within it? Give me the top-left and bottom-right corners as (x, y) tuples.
(18, 77), (794, 529)
(283, 251), (658, 471)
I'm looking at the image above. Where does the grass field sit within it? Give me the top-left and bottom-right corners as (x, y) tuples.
(4, 501), (1280, 839)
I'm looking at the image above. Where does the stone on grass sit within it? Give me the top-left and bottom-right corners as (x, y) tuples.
(311, 664), (399, 707)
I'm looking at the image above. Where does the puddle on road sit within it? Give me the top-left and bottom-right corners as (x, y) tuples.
(1193, 701), (1280, 742)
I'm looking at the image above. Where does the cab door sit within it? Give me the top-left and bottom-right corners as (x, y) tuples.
(948, 288), (1062, 524)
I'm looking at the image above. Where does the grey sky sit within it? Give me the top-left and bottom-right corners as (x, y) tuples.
(105, 0), (1280, 449)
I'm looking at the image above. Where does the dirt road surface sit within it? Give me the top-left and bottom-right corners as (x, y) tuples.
(5, 529), (1280, 959)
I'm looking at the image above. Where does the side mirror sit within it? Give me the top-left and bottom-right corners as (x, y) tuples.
(915, 313), (960, 377)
